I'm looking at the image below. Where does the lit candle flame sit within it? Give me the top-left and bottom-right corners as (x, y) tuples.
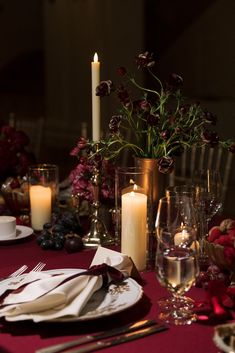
(93, 52), (98, 63)
(130, 184), (138, 196)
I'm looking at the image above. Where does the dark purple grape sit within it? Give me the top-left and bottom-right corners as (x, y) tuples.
(53, 224), (67, 234)
(43, 223), (52, 230)
(36, 234), (45, 245)
(41, 239), (54, 249)
(40, 230), (51, 238)
(54, 241), (64, 250)
(64, 236), (83, 253)
(54, 232), (65, 242)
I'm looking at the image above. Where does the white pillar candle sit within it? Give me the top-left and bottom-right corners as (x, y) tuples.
(91, 52), (100, 141)
(29, 185), (52, 231)
(121, 190), (147, 271)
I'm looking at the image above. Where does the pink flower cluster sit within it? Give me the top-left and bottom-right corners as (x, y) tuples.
(69, 138), (115, 203)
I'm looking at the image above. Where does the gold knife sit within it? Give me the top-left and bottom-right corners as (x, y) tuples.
(35, 319), (167, 353)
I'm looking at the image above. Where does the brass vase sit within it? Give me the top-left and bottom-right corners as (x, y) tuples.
(135, 157), (166, 210)
(135, 157), (165, 269)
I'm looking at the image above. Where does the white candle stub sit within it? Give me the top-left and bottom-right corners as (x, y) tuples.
(30, 185), (52, 231)
(174, 228), (190, 246)
(121, 185), (147, 271)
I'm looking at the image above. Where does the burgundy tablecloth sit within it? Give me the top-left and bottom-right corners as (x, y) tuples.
(0, 233), (223, 353)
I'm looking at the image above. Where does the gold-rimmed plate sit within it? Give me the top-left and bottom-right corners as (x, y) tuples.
(0, 268), (143, 322)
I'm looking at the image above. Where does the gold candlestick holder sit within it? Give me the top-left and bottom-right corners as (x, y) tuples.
(83, 144), (114, 248)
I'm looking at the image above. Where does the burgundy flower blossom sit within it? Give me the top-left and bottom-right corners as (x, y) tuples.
(69, 155), (115, 202)
(179, 104), (190, 115)
(146, 113), (159, 127)
(158, 156), (174, 174)
(228, 143), (235, 153)
(135, 51), (155, 69)
(69, 161), (94, 202)
(160, 130), (171, 140)
(109, 115), (122, 134)
(201, 129), (219, 147)
(203, 110), (217, 125)
(11, 131), (30, 151)
(1, 125), (15, 137)
(117, 85), (130, 106)
(116, 66), (127, 77)
(167, 73), (183, 91)
(138, 99), (151, 111)
(70, 137), (88, 156)
(96, 80), (114, 97)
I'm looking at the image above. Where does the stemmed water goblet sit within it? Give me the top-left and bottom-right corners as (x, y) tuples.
(155, 195), (199, 325)
(193, 169), (223, 265)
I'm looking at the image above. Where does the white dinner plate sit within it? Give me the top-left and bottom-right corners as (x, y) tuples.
(0, 268), (143, 322)
(0, 225), (34, 243)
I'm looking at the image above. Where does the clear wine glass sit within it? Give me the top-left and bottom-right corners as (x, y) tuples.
(193, 169), (223, 265)
(163, 184), (201, 308)
(155, 195), (199, 325)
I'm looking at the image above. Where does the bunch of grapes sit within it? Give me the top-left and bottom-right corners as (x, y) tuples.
(36, 211), (84, 253)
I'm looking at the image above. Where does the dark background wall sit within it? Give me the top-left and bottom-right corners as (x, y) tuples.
(0, 0), (234, 214)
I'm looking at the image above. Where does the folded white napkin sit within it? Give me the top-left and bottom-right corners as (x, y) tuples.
(0, 247), (133, 322)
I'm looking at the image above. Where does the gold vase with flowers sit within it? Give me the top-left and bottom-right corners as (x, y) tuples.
(71, 52), (234, 208)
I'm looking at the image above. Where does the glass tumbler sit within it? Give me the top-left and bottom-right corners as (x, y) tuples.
(115, 167), (153, 271)
(28, 164), (59, 231)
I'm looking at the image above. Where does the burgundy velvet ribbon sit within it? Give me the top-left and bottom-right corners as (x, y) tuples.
(0, 263), (125, 304)
(33, 263), (125, 289)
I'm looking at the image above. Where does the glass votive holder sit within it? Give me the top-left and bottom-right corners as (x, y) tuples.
(28, 164), (59, 231)
(115, 167), (153, 271)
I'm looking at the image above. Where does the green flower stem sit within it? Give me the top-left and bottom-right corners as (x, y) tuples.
(129, 78), (161, 98)
(148, 68), (163, 92)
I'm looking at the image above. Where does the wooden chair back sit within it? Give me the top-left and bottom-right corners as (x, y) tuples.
(168, 145), (234, 203)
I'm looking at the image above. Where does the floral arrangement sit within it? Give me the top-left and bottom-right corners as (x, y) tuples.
(70, 51), (235, 200)
(92, 51), (234, 173)
(0, 124), (35, 182)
